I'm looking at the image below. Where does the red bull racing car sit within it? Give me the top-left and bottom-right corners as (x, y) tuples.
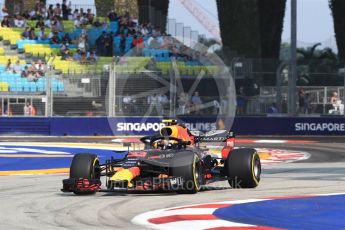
(62, 120), (261, 194)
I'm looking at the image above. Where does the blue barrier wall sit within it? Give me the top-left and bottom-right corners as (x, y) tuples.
(0, 117), (344, 136)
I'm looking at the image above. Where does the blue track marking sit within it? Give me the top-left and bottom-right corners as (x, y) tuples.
(213, 194), (345, 230)
(0, 145), (127, 171)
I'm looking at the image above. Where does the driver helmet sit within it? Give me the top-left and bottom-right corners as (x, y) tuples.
(153, 139), (177, 149)
(160, 139), (171, 150)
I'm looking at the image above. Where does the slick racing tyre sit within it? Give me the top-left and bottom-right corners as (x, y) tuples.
(170, 153), (202, 194)
(70, 153), (100, 195)
(225, 148), (261, 188)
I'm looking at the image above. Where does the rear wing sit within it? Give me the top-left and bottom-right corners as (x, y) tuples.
(191, 130), (235, 143)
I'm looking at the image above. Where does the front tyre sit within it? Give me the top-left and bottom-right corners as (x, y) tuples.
(225, 148), (261, 188)
(70, 153), (100, 195)
(170, 153), (202, 194)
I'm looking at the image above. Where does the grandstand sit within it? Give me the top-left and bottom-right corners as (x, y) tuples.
(0, 2), (225, 117)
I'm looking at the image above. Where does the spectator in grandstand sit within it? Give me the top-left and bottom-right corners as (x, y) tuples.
(158, 93), (169, 115)
(152, 26), (162, 37)
(61, 33), (72, 44)
(60, 42), (69, 56)
(32, 59), (46, 78)
(28, 6), (38, 19)
(5, 59), (13, 72)
(73, 49), (82, 61)
(14, 15), (26, 28)
(140, 23), (149, 36)
(86, 9), (94, 23)
(330, 91), (341, 114)
(74, 15), (82, 28)
(3, 100), (10, 116)
(47, 5), (54, 19)
(93, 18), (102, 27)
(48, 28), (54, 38)
(21, 10), (30, 20)
(34, 1), (42, 14)
(21, 27), (34, 40)
(0, 6), (8, 21)
(13, 60), (22, 74)
(62, 0), (69, 20)
(191, 91), (203, 114)
(79, 13), (89, 26)
(50, 31), (60, 44)
(34, 0), (45, 20)
(104, 32), (114, 57)
(62, 49), (73, 61)
(78, 34), (87, 52)
(149, 36), (161, 49)
(116, 25), (124, 35)
(298, 88), (305, 113)
(169, 43), (181, 59)
(53, 3), (62, 17)
(96, 31), (107, 55)
(1, 16), (11, 27)
(23, 103), (33, 116)
(44, 16), (53, 28)
(108, 10), (118, 22)
(123, 11), (130, 20)
(79, 52), (88, 65)
(26, 71), (38, 82)
(67, 8), (73, 20)
(177, 92), (191, 115)
(35, 18), (45, 28)
(54, 17), (65, 32)
(123, 94), (133, 114)
(21, 66), (30, 78)
(281, 97), (288, 113)
(72, 9), (79, 20)
(29, 27), (36, 39)
(119, 34), (126, 56)
(161, 36), (171, 49)
(132, 34), (144, 56)
(79, 8), (85, 17)
(86, 50), (97, 63)
(304, 92), (312, 114)
(147, 94), (161, 115)
(330, 91), (339, 105)
(236, 87), (246, 115)
(37, 27), (46, 41)
(267, 103), (278, 114)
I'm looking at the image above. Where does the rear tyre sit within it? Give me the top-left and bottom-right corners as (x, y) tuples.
(225, 148), (261, 188)
(170, 153), (202, 194)
(70, 153), (100, 195)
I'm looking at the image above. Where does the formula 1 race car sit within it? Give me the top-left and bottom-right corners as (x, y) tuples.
(62, 120), (261, 194)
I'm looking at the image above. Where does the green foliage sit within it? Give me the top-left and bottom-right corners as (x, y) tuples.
(114, 0), (138, 18)
(280, 43), (290, 60)
(297, 43), (340, 85)
(95, 0), (115, 17)
(329, 0), (345, 60)
(297, 43), (339, 74)
(216, 0), (261, 61)
(137, 0), (169, 32)
(216, 0), (286, 63)
(259, 0), (287, 59)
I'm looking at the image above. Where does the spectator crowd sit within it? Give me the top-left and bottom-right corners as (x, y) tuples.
(0, 0), (208, 65)
(5, 58), (46, 82)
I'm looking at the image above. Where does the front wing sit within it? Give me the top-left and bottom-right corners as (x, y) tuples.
(61, 176), (185, 193)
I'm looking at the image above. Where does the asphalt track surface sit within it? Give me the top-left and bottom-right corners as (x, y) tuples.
(0, 137), (345, 230)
